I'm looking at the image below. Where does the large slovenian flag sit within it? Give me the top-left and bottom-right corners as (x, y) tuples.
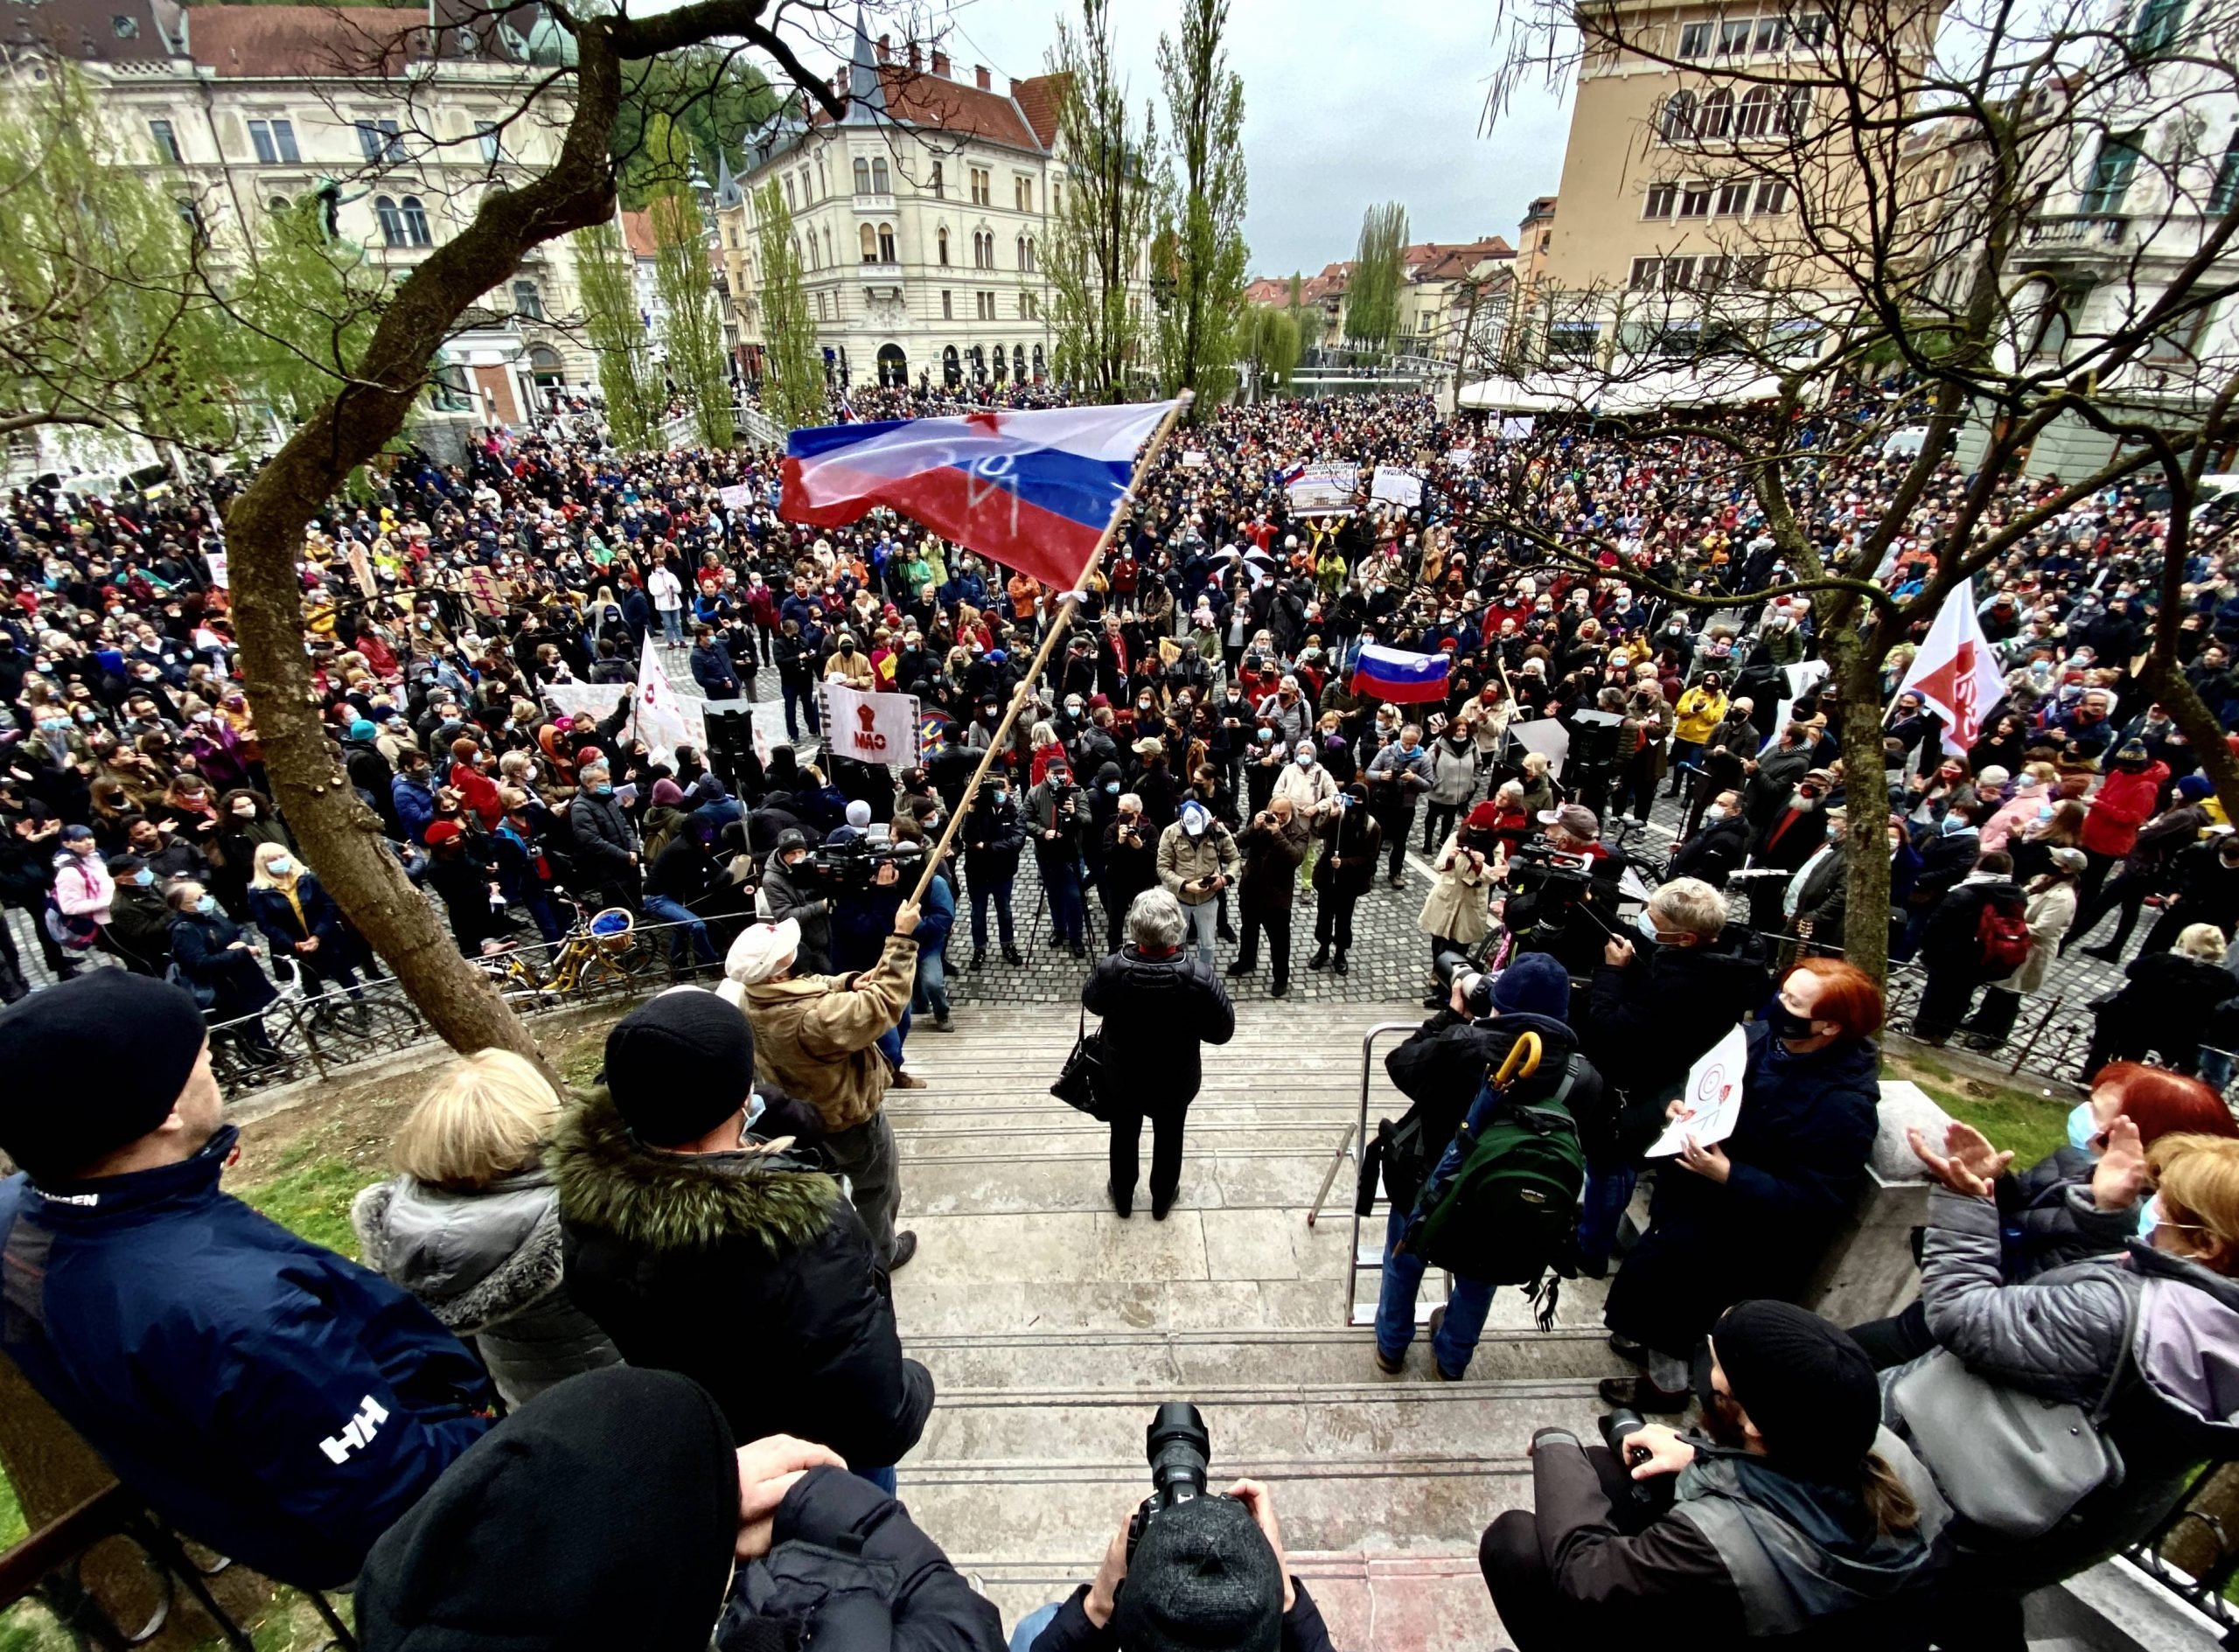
(1350, 642), (1450, 705)
(781, 401), (1177, 590)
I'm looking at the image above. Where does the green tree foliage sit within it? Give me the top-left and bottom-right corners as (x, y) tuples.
(1045, 0), (1159, 401)
(231, 199), (387, 427)
(573, 220), (663, 450)
(751, 179), (824, 434)
(1152, 0), (1249, 414)
(1245, 305), (1300, 391)
(614, 47), (777, 209)
(1344, 201), (1408, 353)
(640, 114), (733, 449)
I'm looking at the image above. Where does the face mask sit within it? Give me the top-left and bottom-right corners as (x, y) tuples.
(1635, 911), (1663, 944)
(1769, 1004), (1817, 1042)
(991, 789), (1008, 804)
(133, 868), (154, 887)
(594, 783), (612, 797)
(2138, 1195), (2160, 1244)
(1296, 753), (1313, 767)
(2067, 1101), (2103, 1156)
(195, 894), (218, 915)
(1104, 781), (1120, 795)
(267, 856), (292, 877)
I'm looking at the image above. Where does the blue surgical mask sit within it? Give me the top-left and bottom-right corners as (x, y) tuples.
(2067, 1101), (2102, 1155)
(267, 856), (291, 877)
(1635, 910), (1662, 944)
(133, 868), (154, 887)
(195, 894), (217, 915)
(1296, 753), (1313, 767)
(594, 783), (612, 797)
(2138, 1195), (2160, 1244)
(1104, 781), (1120, 795)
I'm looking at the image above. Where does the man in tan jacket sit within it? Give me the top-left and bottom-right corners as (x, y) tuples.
(1155, 801), (1240, 968)
(721, 899), (922, 1271)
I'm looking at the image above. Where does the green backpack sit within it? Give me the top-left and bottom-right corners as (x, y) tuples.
(1402, 1031), (1586, 1328)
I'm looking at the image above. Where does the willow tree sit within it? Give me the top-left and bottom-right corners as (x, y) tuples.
(1343, 201), (1408, 353)
(751, 178), (825, 433)
(1045, 0), (1160, 400)
(574, 219), (664, 450)
(1153, 0), (1250, 411)
(645, 114), (733, 448)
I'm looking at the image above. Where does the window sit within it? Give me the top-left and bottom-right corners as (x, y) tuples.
(977, 290), (996, 321)
(930, 161), (945, 199)
(784, 176), (796, 212)
(112, 13), (136, 36)
(149, 118), (180, 163)
(1629, 256), (1660, 290)
(823, 227), (833, 265)
(872, 157), (889, 193)
(1015, 234), (1026, 268)
(2131, 0), (2185, 53)
(1015, 175), (1033, 212)
(2212, 136), (2239, 215)
(1547, 321), (1600, 359)
(938, 227), (950, 265)
(248, 118), (298, 164)
(1755, 178), (1791, 213)
(1679, 185), (1713, 217)
(1791, 12), (1829, 46)
(476, 120), (500, 164)
(1013, 344), (1026, 380)
(513, 279), (542, 320)
(854, 157), (871, 193)
(2082, 131), (2144, 213)
(374, 195), (405, 246)
(1021, 291), (1038, 319)
(1698, 88), (1733, 139)
(1754, 16), (1787, 52)
(1024, 235), (1036, 272)
(268, 194), (291, 215)
(970, 167), (991, 206)
(357, 119), (404, 163)
(1718, 17), (1751, 52)
(860, 223), (879, 262)
(877, 223), (895, 262)
(1678, 20), (1712, 56)
(175, 197), (202, 238)
(942, 289), (953, 319)
(1736, 86), (1777, 136)
(1733, 254), (1768, 286)
(1661, 90), (1698, 143)
(1630, 255), (1698, 290)
(1717, 179), (1753, 214)
(1697, 255), (1732, 290)
(1644, 185), (1678, 218)
(400, 196), (431, 247)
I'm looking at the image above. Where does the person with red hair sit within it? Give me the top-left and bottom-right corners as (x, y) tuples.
(1601, 958), (1885, 1410)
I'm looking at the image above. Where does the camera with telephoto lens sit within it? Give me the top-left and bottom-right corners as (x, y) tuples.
(1125, 1401), (1228, 1561)
(796, 831), (925, 895)
(1599, 1407), (1660, 1508)
(1434, 950), (1494, 1018)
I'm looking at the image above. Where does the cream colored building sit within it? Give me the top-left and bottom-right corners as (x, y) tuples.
(46, 0), (595, 436)
(720, 23), (1115, 392)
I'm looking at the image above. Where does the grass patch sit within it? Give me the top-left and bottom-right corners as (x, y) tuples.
(1884, 1049), (2073, 1168)
(235, 1138), (386, 1263)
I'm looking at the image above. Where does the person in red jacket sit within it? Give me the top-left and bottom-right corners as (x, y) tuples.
(2075, 740), (2167, 913)
(449, 737), (506, 833)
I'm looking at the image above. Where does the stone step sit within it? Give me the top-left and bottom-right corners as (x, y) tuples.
(905, 1326), (1624, 1389)
(901, 1147), (1348, 1214)
(969, 1551), (1508, 1652)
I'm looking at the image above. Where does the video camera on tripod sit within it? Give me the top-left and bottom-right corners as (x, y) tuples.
(792, 830), (926, 896)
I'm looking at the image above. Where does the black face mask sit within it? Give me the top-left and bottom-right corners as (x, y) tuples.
(1769, 1005), (1817, 1042)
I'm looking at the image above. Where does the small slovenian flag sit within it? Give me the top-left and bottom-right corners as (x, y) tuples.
(1350, 642), (1450, 705)
(781, 401), (1176, 591)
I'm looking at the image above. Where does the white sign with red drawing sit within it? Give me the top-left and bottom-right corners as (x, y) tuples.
(1646, 1023), (1748, 1157)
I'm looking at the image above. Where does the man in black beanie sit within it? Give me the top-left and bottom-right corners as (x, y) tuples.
(1021, 1478), (1334, 1651)
(359, 1367), (1003, 1652)
(552, 985), (933, 1491)
(0, 972), (492, 1589)
(1479, 1300), (1949, 1650)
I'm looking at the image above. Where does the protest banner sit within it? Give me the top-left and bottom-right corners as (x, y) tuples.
(1371, 465), (1426, 509)
(1647, 1025), (1748, 1157)
(1285, 462), (1358, 516)
(819, 682), (922, 768)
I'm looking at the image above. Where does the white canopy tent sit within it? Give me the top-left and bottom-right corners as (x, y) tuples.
(1456, 364), (1785, 415)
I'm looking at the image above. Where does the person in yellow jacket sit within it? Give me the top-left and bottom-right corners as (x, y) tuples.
(1667, 675), (1730, 799)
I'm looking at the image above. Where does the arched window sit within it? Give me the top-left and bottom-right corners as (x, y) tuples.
(373, 194), (405, 246)
(871, 157), (889, 193)
(990, 342), (1007, 382)
(942, 345), (961, 387)
(1015, 234), (1026, 268)
(784, 176), (796, 211)
(1698, 87), (1733, 139)
(1736, 86), (1778, 136)
(268, 194), (290, 215)
(860, 223), (878, 261)
(822, 227), (834, 266)
(1012, 344), (1026, 381)
(400, 196), (432, 247)
(1024, 235), (1036, 273)
(1031, 343), (1045, 382)
(1777, 86), (1812, 136)
(1660, 90), (1698, 143)
(853, 156), (871, 193)
(938, 227), (950, 265)
(877, 223), (895, 262)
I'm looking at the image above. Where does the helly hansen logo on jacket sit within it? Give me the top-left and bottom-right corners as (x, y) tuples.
(320, 1396), (390, 1464)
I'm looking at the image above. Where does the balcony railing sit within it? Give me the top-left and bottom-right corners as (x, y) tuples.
(2023, 213), (2132, 251)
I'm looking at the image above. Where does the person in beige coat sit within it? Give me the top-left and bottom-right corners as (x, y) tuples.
(1961, 846), (2084, 1051)
(719, 903), (923, 1271)
(1155, 801), (1241, 965)
(1416, 831), (1495, 1007)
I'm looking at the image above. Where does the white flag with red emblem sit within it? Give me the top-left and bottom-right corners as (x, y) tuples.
(633, 635), (706, 763)
(1893, 577), (2005, 756)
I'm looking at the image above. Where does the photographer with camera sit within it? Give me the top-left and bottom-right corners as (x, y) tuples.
(720, 899), (924, 1273)
(1029, 758), (1091, 959)
(1573, 877), (1773, 1278)
(757, 827), (834, 974)
(963, 773), (1029, 969)
(1493, 805), (1626, 979)
(1013, 1402), (1334, 1652)
(1479, 1300), (1947, 1650)
(1363, 721), (1433, 888)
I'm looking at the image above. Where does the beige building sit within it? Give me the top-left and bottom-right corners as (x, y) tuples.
(718, 22), (1121, 392)
(1398, 238), (1516, 365)
(38, 0), (596, 436)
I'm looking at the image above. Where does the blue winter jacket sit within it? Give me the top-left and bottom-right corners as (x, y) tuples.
(0, 1126), (492, 1587)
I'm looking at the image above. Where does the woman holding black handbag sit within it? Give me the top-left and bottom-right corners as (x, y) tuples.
(1078, 888), (1235, 1220)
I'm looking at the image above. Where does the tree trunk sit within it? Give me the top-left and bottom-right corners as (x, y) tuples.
(1828, 635), (1895, 989)
(2143, 657), (2239, 826)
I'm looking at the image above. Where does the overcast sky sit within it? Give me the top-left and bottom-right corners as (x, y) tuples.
(776, 0), (1574, 275)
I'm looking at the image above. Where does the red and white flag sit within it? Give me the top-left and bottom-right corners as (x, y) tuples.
(634, 635), (706, 763)
(1894, 577), (2005, 756)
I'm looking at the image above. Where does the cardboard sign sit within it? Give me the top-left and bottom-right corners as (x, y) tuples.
(205, 551), (228, 589)
(1647, 1024), (1748, 1157)
(1371, 465), (1426, 509)
(1286, 462), (1357, 516)
(717, 482), (754, 510)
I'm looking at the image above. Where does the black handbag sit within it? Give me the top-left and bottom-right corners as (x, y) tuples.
(1052, 1003), (1113, 1120)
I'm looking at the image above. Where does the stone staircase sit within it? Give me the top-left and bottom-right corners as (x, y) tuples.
(886, 1001), (1626, 1650)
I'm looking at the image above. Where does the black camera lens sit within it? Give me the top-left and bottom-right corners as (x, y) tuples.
(1144, 1400), (1211, 1506)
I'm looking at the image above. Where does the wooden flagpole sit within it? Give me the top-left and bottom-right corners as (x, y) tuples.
(906, 390), (1196, 907)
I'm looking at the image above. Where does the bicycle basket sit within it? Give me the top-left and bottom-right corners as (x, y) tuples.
(589, 908), (635, 952)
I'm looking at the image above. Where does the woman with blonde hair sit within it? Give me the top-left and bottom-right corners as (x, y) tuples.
(352, 1049), (619, 1406)
(247, 840), (364, 1004)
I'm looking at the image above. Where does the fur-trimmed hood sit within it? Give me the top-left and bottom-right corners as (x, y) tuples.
(351, 1173), (568, 1335)
(549, 1086), (840, 1256)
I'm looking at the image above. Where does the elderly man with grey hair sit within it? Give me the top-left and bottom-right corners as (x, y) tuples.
(1080, 888), (1237, 1220)
(566, 761), (642, 911)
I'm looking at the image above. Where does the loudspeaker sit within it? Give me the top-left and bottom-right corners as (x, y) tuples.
(1567, 708), (1625, 770)
(702, 703), (758, 792)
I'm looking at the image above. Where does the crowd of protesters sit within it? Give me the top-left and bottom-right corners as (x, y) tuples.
(1, 371), (2238, 1651)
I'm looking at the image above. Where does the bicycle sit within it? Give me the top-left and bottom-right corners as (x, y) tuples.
(479, 897), (657, 1001)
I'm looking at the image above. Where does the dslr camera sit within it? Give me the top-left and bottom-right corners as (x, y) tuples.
(1433, 949), (1494, 1019)
(1126, 1401), (1229, 1560)
(795, 830), (926, 895)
